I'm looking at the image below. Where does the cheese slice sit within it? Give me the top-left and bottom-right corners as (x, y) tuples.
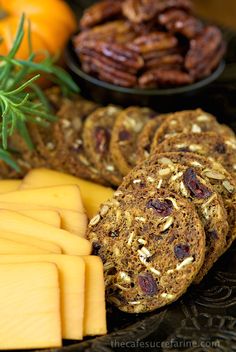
(0, 210), (91, 255)
(0, 262), (61, 349)
(0, 202), (87, 236)
(83, 256), (107, 336)
(0, 237), (52, 254)
(0, 180), (21, 194)
(60, 209), (87, 235)
(0, 231), (62, 254)
(0, 184), (85, 211)
(17, 209), (61, 228)
(21, 168), (114, 218)
(0, 255), (85, 340)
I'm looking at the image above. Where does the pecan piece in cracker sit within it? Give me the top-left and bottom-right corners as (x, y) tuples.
(139, 68), (193, 88)
(158, 9), (204, 39)
(80, 0), (123, 29)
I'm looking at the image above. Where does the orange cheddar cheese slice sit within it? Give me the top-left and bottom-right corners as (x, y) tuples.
(0, 210), (91, 255)
(0, 255), (85, 340)
(0, 262), (61, 349)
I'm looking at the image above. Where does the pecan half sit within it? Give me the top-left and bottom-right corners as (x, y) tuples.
(80, 0), (123, 29)
(81, 54), (137, 87)
(185, 26), (224, 73)
(79, 47), (137, 74)
(145, 53), (184, 69)
(187, 42), (226, 80)
(139, 68), (193, 88)
(155, 0), (192, 14)
(98, 70), (137, 87)
(122, 0), (159, 23)
(122, 0), (192, 24)
(142, 47), (183, 61)
(128, 32), (178, 54)
(81, 40), (144, 70)
(75, 20), (136, 47)
(158, 9), (204, 39)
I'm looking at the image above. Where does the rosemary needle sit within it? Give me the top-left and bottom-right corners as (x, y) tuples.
(0, 14), (79, 171)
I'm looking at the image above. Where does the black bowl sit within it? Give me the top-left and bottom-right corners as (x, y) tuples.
(65, 41), (225, 112)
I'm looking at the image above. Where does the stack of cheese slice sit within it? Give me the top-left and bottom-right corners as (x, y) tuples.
(0, 171), (107, 350)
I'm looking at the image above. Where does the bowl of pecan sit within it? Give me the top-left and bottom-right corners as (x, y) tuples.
(67, 0), (226, 109)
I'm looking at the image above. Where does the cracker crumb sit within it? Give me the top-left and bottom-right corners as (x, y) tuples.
(171, 171), (183, 181)
(106, 165), (115, 172)
(157, 179), (163, 189)
(138, 238), (147, 245)
(223, 180), (235, 193)
(196, 114), (210, 122)
(161, 216), (173, 232)
(135, 216), (146, 222)
(189, 144), (202, 152)
(167, 269), (174, 274)
(104, 262), (114, 271)
(149, 267), (161, 276)
(179, 181), (188, 197)
(158, 168), (171, 176)
(127, 232), (135, 247)
(100, 204), (109, 217)
(114, 190), (123, 197)
(109, 297), (121, 306)
(128, 301), (141, 305)
(225, 140), (236, 150)
(204, 169), (225, 180)
(191, 124), (202, 133)
(133, 179), (142, 184)
(176, 257), (194, 270)
(89, 214), (101, 226)
(190, 160), (202, 167)
(161, 293), (174, 299)
(147, 176), (155, 183)
(119, 272), (131, 283)
(114, 284), (129, 291)
(61, 119), (71, 128)
(166, 197), (179, 210)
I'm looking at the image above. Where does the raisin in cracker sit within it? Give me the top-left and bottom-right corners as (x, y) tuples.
(151, 109), (235, 150)
(155, 132), (236, 177)
(83, 106), (123, 186)
(110, 107), (156, 176)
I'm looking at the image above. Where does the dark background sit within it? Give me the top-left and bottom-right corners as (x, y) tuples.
(194, 0), (236, 29)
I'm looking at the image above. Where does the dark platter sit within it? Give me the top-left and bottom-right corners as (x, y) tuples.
(44, 2), (236, 351)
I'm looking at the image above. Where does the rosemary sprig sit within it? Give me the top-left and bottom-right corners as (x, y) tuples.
(0, 14), (79, 170)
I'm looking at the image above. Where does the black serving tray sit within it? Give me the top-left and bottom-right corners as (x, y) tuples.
(65, 40), (226, 112)
(45, 2), (236, 351)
